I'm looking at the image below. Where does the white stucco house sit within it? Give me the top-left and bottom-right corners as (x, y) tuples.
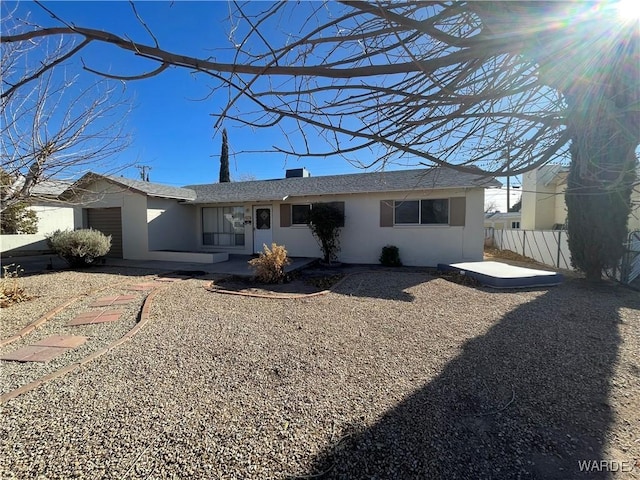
(484, 211), (521, 230)
(0, 180), (79, 255)
(522, 164), (640, 232)
(4, 167), (501, 266)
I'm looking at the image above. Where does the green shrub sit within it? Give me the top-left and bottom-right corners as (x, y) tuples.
(379, 245), (402, 267)
(249, 243), (291, 283)
(1, 202), (38, 234)
(308, 202), (344, 264)
(47, 229), (111, 268)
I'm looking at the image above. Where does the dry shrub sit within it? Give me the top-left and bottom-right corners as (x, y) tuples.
(1, 264), (30, 308)
(47, 229), (111, 267)
(249, 243), (291, 283)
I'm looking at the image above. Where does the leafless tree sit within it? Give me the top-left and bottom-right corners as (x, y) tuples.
(2, 1), (637, 279)
(1, 8), (131, 211)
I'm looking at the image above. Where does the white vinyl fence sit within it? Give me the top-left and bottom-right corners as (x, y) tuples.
(486, 228), (640, 285)
(487, 228), (572, 270)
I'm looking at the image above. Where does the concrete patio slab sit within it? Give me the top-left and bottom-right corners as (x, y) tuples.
(32, 335), (88, 348)
(1, 345), (70, 363)
(438, 261), (563, 288)
(0, 254), (318, 278)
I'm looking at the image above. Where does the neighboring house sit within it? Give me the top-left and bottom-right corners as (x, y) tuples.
(484, 211), (521, 230)
(522, 165), (640, 232)
(0, 180), (78, 255)
(27, 180), (77, 235)
(5, 167), (501, 266)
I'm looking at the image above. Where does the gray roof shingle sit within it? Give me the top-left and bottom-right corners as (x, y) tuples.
(62, 173), (197, 201)
(184, 167), (501, 204)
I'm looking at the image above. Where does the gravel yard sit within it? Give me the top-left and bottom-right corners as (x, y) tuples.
(1, 269), (639, 479)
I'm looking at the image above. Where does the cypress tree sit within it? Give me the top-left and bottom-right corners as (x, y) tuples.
(564, 36), (638, 281)
(219, 128), (230, 183)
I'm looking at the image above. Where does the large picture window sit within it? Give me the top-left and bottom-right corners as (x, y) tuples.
(394, 199), (449, 225)
(202, 207), (245, 246)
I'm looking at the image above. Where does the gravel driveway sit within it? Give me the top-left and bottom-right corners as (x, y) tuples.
(1, 270), (638, 479)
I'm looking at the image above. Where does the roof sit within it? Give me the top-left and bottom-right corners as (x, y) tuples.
(7, 177), (72, 198)
(185, 167), (501, 204)
(61, 173), (196, 201)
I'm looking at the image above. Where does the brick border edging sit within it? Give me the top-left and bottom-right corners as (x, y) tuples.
(0, 276), (159, 348)
(0, 285), (164, 404)
(0, 297), (82, 348)
(203, 271), (363, 300)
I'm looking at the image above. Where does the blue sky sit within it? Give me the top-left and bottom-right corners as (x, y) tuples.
(6, 1), (522, 208)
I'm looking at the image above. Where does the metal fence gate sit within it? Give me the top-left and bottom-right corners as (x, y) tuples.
(621, 230), (640, 284)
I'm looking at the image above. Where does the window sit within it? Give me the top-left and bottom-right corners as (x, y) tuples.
(291, 204), (311, 225)
(202, 207), (245, 246)
(511, 221), (520, 229)
(394, 199), (449, 225)
(285, 202), (345, 227)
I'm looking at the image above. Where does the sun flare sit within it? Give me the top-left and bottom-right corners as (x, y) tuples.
(616, 0), (640, 21)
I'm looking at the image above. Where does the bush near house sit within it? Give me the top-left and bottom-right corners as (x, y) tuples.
(379, 245), (402, 267)
(249, 243), (291, 283)
(47, 229), (111, 268)
(308, 202), (344, 265)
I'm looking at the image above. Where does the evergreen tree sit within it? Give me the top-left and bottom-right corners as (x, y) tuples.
(564, 38), (637, 281)
(219, 128), (230, 183)
(1, 202), (38, 234)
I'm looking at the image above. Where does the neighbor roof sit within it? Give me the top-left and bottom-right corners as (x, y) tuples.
(61, 173), (197, 201)
(184, 167), (501, 204)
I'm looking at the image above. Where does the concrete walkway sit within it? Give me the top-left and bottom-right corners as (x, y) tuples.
(1, 254), (317, 277)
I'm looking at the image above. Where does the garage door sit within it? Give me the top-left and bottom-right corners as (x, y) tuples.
(87, 207), (123, 258)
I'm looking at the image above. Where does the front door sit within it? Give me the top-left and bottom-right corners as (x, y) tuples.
(253, 206), (273, 253)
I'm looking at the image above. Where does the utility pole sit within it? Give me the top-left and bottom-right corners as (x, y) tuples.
(135, 165), (152, 182)
(504, 140), (512, 212)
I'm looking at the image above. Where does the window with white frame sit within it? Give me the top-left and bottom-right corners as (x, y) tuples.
(394, 199), (449, 225)
(511, 221), (520, 229)
(202, 207), (245, 246)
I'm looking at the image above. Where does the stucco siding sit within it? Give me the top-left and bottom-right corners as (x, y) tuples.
(273, 188), (483, 266)
(522, 168), (560, 230)
(147, 198), (197, 251)
(554, 183), (567, 226)
(72, 179), (149, 260)
(29, 204), (77, 235)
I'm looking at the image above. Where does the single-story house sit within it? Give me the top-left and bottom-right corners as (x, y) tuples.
(0, 180), (78, 255)
(522, 164), (640, 232)
(43, 167), (501, 266)
(484, 211), (521, 230)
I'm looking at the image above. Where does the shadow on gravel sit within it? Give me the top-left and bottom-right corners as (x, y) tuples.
(329, 269), (435, 302)
(302, 279), (637, 479)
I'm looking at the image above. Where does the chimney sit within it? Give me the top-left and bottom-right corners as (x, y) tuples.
(285, 168), (311, 178)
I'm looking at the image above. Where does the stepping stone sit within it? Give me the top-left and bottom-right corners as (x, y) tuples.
(90, 295), (137, 307)
(1, 345), (70, 363)
(32, 335), (88, 348)
(126, 283), (158, 291)
(67, 310), (122, 326)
